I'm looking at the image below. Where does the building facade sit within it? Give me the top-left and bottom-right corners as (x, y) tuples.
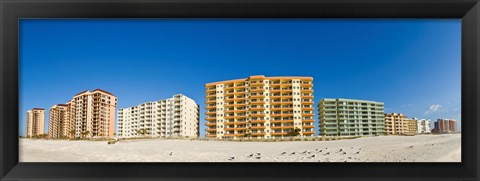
(384, 113), (416, 135)
(66, 89), (117, 138)
(318, 98), (385, 136)
(384, 113), (417, 135)
(26, 108), (45, 137)
(415, 118), (432, 134)
(117, 94), (199, 138)
(433, 119), (457, 134)
(205, 75), (315, 139)
(48, 89), (117, 139)
(404, 118), (418, 136)
(48, 104), (69, 139)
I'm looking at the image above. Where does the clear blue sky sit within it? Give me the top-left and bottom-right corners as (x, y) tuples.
(19, 19), (461, 137)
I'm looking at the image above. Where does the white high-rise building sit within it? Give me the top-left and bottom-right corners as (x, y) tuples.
(414, 118), (431, 134)
(117, 94), (199, 138)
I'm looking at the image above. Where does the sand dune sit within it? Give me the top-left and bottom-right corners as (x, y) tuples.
(19, 134), (460, 162)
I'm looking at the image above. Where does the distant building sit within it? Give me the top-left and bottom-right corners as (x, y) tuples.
(117, 94), (199, 138)
(48, 104), (69, 139)
(26, 108), (45, 137)
(415, 118), (431, 134)
(318, 98), (385, 136)
(384, 113), (417, 136)
(433, 119), (457, 134)
(404, 118), (418, 135)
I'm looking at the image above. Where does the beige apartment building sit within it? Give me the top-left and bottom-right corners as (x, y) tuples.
(117, 94), (200, 138)
(205, 75), (315, 139)
(48, 104), (69, 139)
(47, 89), (117, 139)
(67, 89), (117, 138)
(385, 113), (417, 136)
(26, 108), (45, 137)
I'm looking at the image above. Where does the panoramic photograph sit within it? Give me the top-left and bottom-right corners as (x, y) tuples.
(19, 19), (461, 162)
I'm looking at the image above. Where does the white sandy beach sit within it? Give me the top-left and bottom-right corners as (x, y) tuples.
(19, 134), (460, 162)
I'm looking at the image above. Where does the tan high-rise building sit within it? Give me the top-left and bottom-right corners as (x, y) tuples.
(385, 113), (417, 135)
(67, 89), (117, 138)
(26, 108), (45, 137)
(205, 75), (315, 139)
(48, 104), (69, 139)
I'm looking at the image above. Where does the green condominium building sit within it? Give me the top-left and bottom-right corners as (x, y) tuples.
(318, 98), (385, 136)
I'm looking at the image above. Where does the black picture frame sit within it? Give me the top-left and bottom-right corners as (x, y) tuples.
(1, 0), (479, 180)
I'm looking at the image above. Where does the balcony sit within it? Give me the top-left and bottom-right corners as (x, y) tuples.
(206, 117), (216, 121)
(302, 119), (315, 123)
(250, 114), (266, 117)
(250, 94), (266, 98)
(206, 134), (217, 137)
(250, 126), (266, 129)
(235, 103), (246, 106)
(302, 113), (315, 116)
(250, 107), (265, 111)
(270, 89), (281, 93)
(234, 127), (246, 131)
(234, 97), (246, 101)
(249, 100), (265, 105)
(206, 105), (216, 109)
(301, 107), (314, 111)
(301, 95), (314, 99)
(302, 131), (315, 135)
(271, 132), (287, 136)
(251, 132), (266, 136)
(205, 128), (217, 132)
(249, 88), (265, 92)
(301, 89), (313, 93)
(303, 125), (315, 129)
(250, 120), (266, 123)
(301, 83), (313, 87)
(224, 127), (235, 131)
(205, 111), (216, 115)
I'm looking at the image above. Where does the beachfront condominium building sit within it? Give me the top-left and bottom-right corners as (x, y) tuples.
(48, 104), (69, 139)
(66, 89), (117, 139)
(26, 108), (45, 137)
(318, 98), (385, 136)
(117, 94), (199, 138)
(205, 75), (315, 139)
(415, 118), (432, 134)
(433, 118), (457, 134)
(384, 113), (417, 135)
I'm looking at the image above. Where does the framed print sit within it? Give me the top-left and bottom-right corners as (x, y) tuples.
(1, 0), (479, 180)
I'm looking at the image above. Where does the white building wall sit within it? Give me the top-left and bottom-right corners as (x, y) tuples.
(117, 94), (199, 138)
(415, 118), (432, 134)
